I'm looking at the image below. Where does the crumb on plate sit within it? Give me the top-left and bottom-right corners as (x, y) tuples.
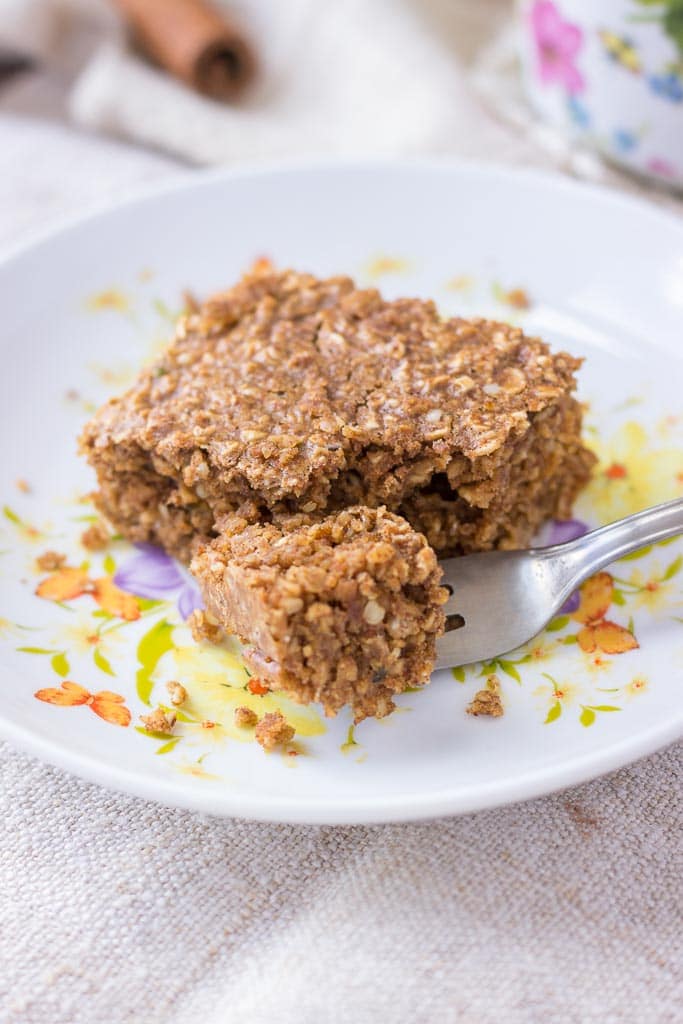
(254, 711), (295, 751)
(234, 705), (258, 728)
(35, 550), (67, 572)
(140, 708), (177, 733)
(80, 520), (110, 551)
(503, 287), (531, 310)
(466, 675), (504, 718)
(166, 680), (187, 706)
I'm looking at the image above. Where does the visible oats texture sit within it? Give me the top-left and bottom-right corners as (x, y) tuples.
(81, 266), (595, 718)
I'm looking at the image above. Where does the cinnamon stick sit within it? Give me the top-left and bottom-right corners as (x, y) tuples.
(111, 0), (255, 101)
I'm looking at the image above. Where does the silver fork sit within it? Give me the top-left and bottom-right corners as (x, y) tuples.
(435, 498), (683, 669)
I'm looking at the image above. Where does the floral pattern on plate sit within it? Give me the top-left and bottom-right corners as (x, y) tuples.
(2, 402), (681, 770)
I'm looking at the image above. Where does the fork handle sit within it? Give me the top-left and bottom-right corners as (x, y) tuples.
(557, 497), (683, 585)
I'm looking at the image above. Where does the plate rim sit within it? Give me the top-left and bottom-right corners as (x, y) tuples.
(2, 154), (683, 273)
(3, 710), (681, 824)
(2, 156), (682, 824)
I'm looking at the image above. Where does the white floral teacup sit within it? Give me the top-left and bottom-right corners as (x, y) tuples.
(518, 0), (683, 188)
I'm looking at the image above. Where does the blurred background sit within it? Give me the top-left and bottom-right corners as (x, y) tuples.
(1, 0), (681, 247)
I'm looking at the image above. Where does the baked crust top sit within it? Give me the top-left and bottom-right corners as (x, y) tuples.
(82, 266), (582, 509)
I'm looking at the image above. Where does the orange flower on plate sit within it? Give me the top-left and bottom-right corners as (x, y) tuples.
(36, 567), (90, 602)
(92, 577), (140, 621)
(577, 620), (639, 655)
(34, 681), (131, 726)
(35, 567), (140, 621)
(571, 571), (640, 656)
(572, 572), (614, 625)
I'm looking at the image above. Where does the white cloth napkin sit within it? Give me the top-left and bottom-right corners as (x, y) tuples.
(0, 0), (555, 167)
(0, 114), (681, 1024)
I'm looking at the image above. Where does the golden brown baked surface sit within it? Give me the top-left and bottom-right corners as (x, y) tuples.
(80, 265), (595, 563)
(79, 264), (595, 719)
(191, 506), (448, 721)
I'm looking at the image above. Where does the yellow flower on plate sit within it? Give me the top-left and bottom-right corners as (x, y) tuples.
(533, 678), (582, 708)
(166, 644), (325, 741)
(655, 414), (681, 440)
(365, 254), (411, 278)
(626, 565), (682, 615)
(521, 639), (558, 663)
(625, 676), (649, 699)
(56, 616), (123, 659)
(578, 421), (683, 524)
(176, 759), (220, 781)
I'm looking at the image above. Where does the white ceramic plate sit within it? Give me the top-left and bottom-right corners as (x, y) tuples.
(1, 161), (682, 824)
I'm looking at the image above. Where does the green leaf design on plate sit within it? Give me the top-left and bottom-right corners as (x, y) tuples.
(562, 634), (578, 644)
(156, 737), (181, 755)
(498, 659), (521, 684)
(136, 598), (165, 612)
(612, 589), (626, 606)
(663, 554), (682, 581)
(51, 652), (69, 677)
(544, 701), (562, 724)
(93, 648), (116, 677)
(479, 660), (497, 677)
(451, 666), (466, 683)
(586, 705), (621, 713)
(546, 615), (569, 632)
(2, 505), (22, 526)
(158, 703), (196, 724)
(102, 554), (116, 576)
(580, 707), (596, 727)
(134, 726), (176, 740)
(16, 646), (55, 655)
(136, 619), (174, 705)
(657, 536), (678, 548)
(620, 545), (652, 562)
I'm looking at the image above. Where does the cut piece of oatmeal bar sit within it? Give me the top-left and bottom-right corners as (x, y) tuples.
(80, 265), (595, 563)
(190, 506), (448, 721)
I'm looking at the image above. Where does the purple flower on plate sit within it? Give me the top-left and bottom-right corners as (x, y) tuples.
(560, 589), (581, 614)
(114, 544), (203, 620)
(546, 519), (589, 613)
(547, 518), (589, 545)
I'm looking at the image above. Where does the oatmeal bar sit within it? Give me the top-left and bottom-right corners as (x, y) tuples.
(80, 266), (595, 563)
(190, 506), (448, 720)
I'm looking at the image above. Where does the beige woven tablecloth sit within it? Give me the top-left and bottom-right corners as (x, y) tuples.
(0, 5), (682, 1016)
